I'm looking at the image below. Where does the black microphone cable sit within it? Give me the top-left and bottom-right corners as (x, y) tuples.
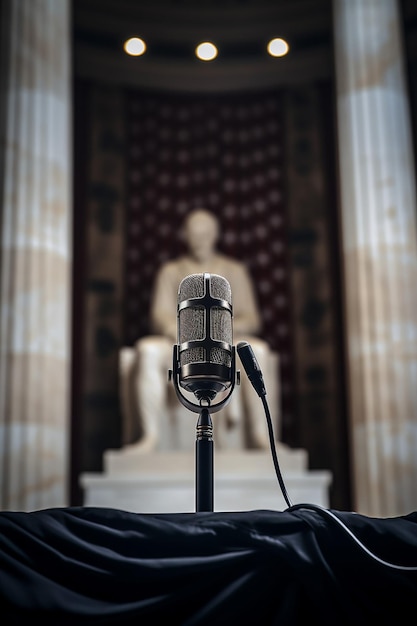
(285, 501), (417, 571)
(237, 341), (417, 573)
(237, 341), (293, 509)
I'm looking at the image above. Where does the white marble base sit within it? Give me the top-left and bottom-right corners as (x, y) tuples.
(80, 445), (332, 513)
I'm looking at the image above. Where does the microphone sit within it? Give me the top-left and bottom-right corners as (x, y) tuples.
(176, 272), (234, 405)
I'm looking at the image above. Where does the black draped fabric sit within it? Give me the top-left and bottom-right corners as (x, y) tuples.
(0, 506), (416, 625)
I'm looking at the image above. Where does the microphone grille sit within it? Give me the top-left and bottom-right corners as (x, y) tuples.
(178, 274), (205, 350)
(178, 272), (232, 303)
(177, 273), (232, 368)
(178, 273), (205, 300)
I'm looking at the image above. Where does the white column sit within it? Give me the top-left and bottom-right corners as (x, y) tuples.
(333, 0), (417, 516)
(0, 0), (72, 510)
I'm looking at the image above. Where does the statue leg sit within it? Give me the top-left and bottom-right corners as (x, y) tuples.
(127, 335), (172, 453)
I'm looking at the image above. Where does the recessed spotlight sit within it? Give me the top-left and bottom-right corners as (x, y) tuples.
(195, 42), (218, 61)
(124, 37), (146, 56)
(267, 38), (289, 57)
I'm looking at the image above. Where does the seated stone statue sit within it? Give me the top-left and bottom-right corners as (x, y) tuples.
(126, 208), (280, 453)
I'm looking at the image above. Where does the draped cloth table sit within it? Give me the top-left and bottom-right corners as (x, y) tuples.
(1, 506), (416, 625)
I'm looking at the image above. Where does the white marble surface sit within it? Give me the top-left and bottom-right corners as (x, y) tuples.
(81, 447), (332, 513)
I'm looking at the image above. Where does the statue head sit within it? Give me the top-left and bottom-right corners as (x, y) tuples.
(182, 209), (220, 263)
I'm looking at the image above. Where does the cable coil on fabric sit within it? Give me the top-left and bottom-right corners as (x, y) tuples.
(237, 341), (417, 573)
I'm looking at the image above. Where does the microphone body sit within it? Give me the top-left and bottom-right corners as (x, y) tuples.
(177, 272), (234, 404)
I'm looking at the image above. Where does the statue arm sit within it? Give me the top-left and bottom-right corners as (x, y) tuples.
(149, 264), (178, 342)
(232, 264), (262, 337)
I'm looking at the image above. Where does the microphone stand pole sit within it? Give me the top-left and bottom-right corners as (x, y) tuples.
(195, 407), (213, 512)
(170, 345), (238, 514)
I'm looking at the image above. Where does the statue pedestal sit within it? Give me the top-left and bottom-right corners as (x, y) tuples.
(80, 444), (332, 513)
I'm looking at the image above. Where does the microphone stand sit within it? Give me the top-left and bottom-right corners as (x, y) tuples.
(195, 407), (213, 512)
(169, 345), (238, 513)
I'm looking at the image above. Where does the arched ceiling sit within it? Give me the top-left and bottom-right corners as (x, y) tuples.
(72, 0), (417, 93)
(72, 0), (335, 92)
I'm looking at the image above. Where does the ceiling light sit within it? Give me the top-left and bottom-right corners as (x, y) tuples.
(124, 37), (146, 56)
(267, 38), (289, 57)
(195, 42), (218, 61)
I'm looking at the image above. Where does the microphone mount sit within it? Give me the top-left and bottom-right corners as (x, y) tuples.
(169, 344), (239, 413)
(169, 344), (240, 513)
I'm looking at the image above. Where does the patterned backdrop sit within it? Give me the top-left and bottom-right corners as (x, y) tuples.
(124, 89), (294, 423)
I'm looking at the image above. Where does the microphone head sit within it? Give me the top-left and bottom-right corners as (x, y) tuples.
(177, 273), (233, 402)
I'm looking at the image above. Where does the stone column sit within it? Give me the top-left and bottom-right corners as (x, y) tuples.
(333, 0), (417, 516)
(0, 0), (72, 510)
